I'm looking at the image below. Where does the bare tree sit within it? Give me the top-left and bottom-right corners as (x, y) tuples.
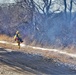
(42, 0), (52, 16)
(69, 0), (73, 21)
(63, 0), (67, 18)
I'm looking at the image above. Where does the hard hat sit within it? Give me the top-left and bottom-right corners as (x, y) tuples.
(16, 31), (19, 34)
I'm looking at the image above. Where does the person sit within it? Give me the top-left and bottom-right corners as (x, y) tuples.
(14, 31), (23, 49)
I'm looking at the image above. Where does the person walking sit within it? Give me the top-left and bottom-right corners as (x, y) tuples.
(14, 31), (23, 49)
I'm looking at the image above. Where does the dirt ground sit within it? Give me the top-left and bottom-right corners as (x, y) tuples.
(0, 63), (36, 75)
(0, 47), (76, 75)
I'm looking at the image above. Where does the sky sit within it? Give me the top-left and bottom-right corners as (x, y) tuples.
(0, 0), (15, 3)
(34, 0), (76, 13)
(0, 0), (76, 12)
(0, 0), (55, 4)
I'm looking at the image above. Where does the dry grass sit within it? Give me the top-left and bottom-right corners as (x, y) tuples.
(0, 34), (14, 42)
(0, 34), (76, 65)
(0, 42), (76, 65)
(63, 45), (76, 54)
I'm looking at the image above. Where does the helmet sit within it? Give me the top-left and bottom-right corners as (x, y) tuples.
(16, 31), (19, 34)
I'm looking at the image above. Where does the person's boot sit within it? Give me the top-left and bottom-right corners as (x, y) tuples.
(18, 42), (20, 49)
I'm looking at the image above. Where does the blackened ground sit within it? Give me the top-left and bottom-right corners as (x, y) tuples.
(0, 48), (76, 75)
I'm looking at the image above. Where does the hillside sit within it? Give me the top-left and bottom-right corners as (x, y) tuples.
(0, 0), (76, 48)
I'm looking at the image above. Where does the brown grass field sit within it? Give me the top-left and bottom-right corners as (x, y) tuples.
(0, 34), (76, 65)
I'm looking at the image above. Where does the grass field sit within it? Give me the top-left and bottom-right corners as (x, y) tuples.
(0, 34), (76, 65)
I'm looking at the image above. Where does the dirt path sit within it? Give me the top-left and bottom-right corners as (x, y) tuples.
(0, 48), (76, 75)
